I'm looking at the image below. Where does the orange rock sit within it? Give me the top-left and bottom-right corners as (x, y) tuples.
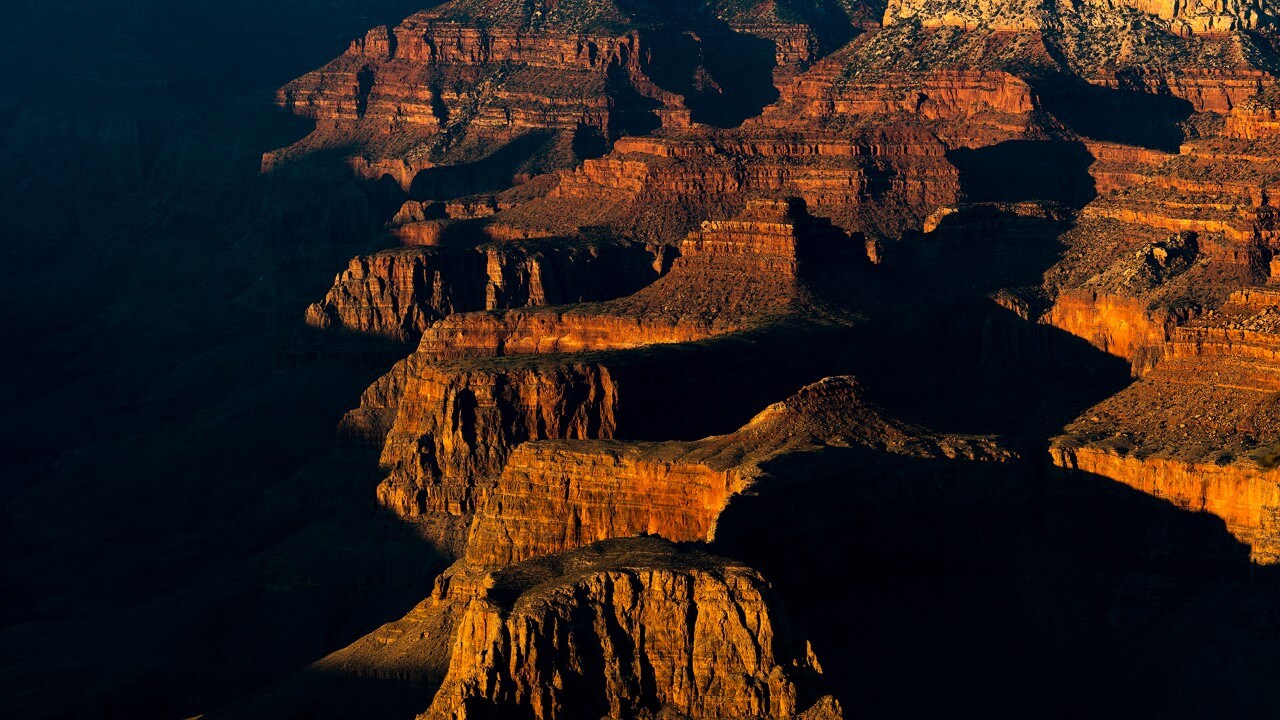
(425, 538), (840, 720)
(1054, 444), (1280, 563)
(1042, 290), (1181, 373)
(306, 239), (662, 341)
(463, 376), (1012, 568)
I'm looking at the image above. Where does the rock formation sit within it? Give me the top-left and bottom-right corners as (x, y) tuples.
(241, 2), (1280, 715)
(40, 0), (1280, 717)
(1053, 287), (1280, 561)
(342, 198), (865, 518)
(884, 0), (1280, 36)
(425, 539), (840, 720)
(305, 238), (664, 341)
(464, 376), (1012, 568)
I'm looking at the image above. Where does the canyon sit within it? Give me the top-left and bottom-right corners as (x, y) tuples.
(10, 0), (1280, 719)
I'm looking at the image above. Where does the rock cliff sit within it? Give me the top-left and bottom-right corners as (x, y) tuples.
(342, 199), (866, 517)
(305, 238), (663, 341)
(1052, 287), (1280, 561)
(191, 1), (1280, 718)
(464, 376), (1012, 568)
(884, 0), (1280, 36)
(425, 539), (840, 720)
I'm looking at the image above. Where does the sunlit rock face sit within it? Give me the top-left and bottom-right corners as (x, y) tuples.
(1053, 287), (1280, 562)
(462, 375), (1012, 569)
(884, 0), (1280, 35)
(423, 539), (841, 720)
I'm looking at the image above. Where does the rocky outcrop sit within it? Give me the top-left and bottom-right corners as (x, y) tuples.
(1037, 126), (1280, 368)
(1168, 287), (1280, 363)
(1053, 288), (1280, 561)
(1053, 443), (1280, 563)
(763, 49), (1041, 147)
(1041, 290), (1181, 372)
(463, 376), (1013, 568)
(264, 0), (867, 190)
(1225, 84), (1280, 139)
(462, 442), (746, 567)
(1093, 69), (1268, 114)
(425, 538), (840, 720)
(368, 360), (619, 516)
(883, 0), (1280, 36)
(356, 323), (863, 518)
(535, 127), (960, 241)
(344, 199), (867, 517)
(305, 239), (663, 341)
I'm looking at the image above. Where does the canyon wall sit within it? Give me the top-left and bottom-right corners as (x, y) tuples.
(424, 539), (839, 720)
(306, 239), (662, 341)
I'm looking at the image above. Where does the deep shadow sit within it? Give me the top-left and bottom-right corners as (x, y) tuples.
(0, 2), (462, 717)
(571, 123), (609, 160)
(1034, 72), (1195, 152)
(862, 201), (1132, 438)
(640, 26), (781, 128)
(714, 446), (1280, 718)
(408, 131), (558, 201)
(355, 66), (375, 119)
(855, 300), (1133, 440)
(609, 320), (865, 441)
(777, 0), (861, 57)
(606, 54), (664, 139)
(947, 139), (1097, 208)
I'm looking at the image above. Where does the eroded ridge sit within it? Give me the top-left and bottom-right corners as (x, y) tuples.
(263, 0), (865, 189)
(343, 198), (864, 520)
(464, 375), (1013, 569)
(219, 1), (1280, 718)
(1053, 287), (1280, 562)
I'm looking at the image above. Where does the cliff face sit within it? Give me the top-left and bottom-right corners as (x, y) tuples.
(305, 239), (663, 341)
(370, 359), (619, 516)
(425, 539), (839, 720)
(1052, 287), (1280, 561)
(340, 199), (865, 517)
(535, 127), (961, 241)
(273, 18), (657, 137)
(264, 0), (867, 194)
(1041, 290), (1181, 372)
(1054, 445), (1280, 562)
(462, 442), (746, 567)
(765, 55), (1041, 148)
(463, 376), (1012, 568)
(1035, 114), (1280, 370)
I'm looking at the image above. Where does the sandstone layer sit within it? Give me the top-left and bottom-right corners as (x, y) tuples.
(219, 4), (1280, 720)
(345, 199), (865, 518)
(305, 238), (663, 341)
(464, 376), (1013, 569)
(1053, 287), (1280, 561)
(425, 539), (840, 720)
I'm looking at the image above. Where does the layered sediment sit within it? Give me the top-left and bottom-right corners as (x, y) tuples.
(426, 539), (840, 720)
(1054, 288), (1280, 561)
(221, 4), (1280, 719)
(305, 238), (662, 341)
(345, 199), (862, 517)
(463, 376), (1013, 568)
